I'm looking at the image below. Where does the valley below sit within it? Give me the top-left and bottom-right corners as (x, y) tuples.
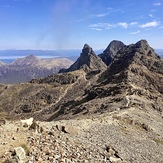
(0, 39), (163, 162)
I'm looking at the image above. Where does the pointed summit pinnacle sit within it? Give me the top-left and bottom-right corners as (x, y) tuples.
(82, 44), (94, 57)
(59, 44), (107, 73)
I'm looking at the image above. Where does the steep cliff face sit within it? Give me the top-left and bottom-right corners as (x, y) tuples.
(100, 40), (163, 91)
(59, 44), (107, 73)
(98, 40), (125, 66)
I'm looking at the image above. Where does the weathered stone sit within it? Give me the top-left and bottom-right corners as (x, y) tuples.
(4, 157), (19, 163)
(0, 119), (6, 125)
(109, 148), (116, 156)
(109, 156), (122, 163)
(64, 125), (78, 136)
(13, 147), (26, 161)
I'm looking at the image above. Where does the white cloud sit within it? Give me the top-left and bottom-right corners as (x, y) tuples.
(130, 22), (138, 25)
(96, 13), (107, 17)
(89, 23), (115, 29)
(153, 2), (161, 6)
(130, 30), (140, 35)
(140, 21), (159, 28)
(90, 28), (102, 31)
(91, 13), (108, 18)
(118, 22), (128, 29)
(90, 22), (130, 30)
(160, 26), (163, 28)
(149, 14), (153, 17)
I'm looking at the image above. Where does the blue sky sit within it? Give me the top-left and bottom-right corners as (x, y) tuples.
(0, 0), (163, 50)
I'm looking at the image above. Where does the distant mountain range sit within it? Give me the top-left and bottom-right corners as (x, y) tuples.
(0, 46), (162, 84)
(155, 49), (163, 58)
(0, 49), (104, 63)
(0, 55), (73, 84)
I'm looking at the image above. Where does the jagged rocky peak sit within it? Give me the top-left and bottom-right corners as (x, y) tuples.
(59, 44), (107, 73)
(113, 39), (161, 62)
(104, 40), (125, 55)
(134, 39), (151, 49)
(82, 43), (95, 56)
(98, 40), (125, 66)
(100, 39), (163, 86)
(135, 39), (148, 47)
(133, 39), (160, 59)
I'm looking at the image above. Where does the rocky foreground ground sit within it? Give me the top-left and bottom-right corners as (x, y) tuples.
(1, 107), (163, 163)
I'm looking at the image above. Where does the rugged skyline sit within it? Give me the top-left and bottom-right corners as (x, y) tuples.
(0, 39), (163, 162)
(0, 0), (163, 50)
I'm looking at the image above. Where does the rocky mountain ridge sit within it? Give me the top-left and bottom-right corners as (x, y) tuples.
(0, 55), (73, 84)
(0, 40), (162, 120)
(0, 39), (163, 162)
(59, 44), (107, 73)
(98, 40), (125, 66)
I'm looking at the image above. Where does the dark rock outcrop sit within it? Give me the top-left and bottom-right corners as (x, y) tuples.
(100, 39), (163, 82)
(59, 44), (107, 73)
(98, 40), (125, 66)
(30, 72), (79, 85)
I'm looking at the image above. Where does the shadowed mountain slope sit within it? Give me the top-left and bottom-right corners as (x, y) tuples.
(0, 39), (162, 121)
(59, 44), (107, 73)
(98, 40), (125, 66)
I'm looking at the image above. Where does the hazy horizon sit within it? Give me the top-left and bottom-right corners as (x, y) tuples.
(0, 48), (163, 64)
